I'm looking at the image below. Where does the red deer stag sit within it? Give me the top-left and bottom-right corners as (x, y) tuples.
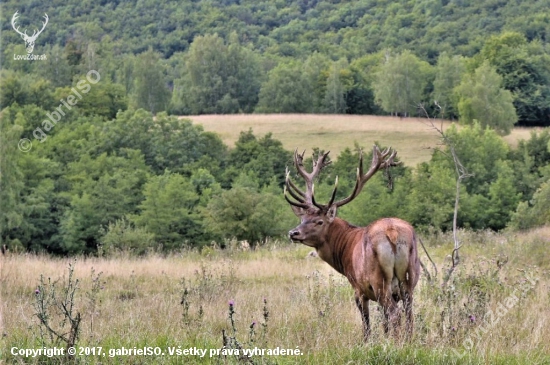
(284, 146), (420, 340)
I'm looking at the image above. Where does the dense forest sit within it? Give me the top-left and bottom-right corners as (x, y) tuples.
(2, 0), (550, 125)
(1, 0), (550, 255)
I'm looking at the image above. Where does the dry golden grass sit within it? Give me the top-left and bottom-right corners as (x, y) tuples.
(186, 114), (539, 167)
(1, 228), (550, 364)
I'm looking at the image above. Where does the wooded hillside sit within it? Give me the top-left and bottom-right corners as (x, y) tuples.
(1, 0), (550, 255)
(2, 0), (550, 125)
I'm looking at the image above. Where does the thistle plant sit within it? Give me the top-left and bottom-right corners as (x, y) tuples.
(33, 261), (82, 357)
(219, 299), (274, 364)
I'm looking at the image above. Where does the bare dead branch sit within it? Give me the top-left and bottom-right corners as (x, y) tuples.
(418, 102), (472, 287)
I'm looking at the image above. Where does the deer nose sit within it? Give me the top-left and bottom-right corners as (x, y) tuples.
(289, 230), (299, 238)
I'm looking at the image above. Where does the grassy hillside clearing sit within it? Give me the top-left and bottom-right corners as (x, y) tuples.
(188, 114), (536, 167)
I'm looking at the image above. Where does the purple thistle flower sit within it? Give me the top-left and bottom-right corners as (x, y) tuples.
(34, 289), (40, 295)
(469, 315), (476, 323)
(229, 299), (235, 306)
(451, 326), (457, 331)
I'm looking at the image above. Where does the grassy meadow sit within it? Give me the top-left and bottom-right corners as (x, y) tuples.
(187, 114), (537, 167)
(1, 227), (549, 364)
(1, 114), (549, 364)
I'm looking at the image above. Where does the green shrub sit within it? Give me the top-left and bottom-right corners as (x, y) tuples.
(509, 178), (550, 230)
(99, 218), (155, 255)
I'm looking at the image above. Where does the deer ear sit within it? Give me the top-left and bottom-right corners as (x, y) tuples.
(290, 205), (306, 217)
(326, 205), (338, 223)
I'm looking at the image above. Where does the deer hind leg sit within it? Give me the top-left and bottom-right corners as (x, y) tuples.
(373, 274), (400, 336)
(375, 241), (400, 336)
(400, 275), (415, 337)
(380, 287), (400, 336)
(355, 290), (370, 341)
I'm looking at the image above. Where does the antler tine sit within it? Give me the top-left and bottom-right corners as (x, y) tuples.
(383, 148), (399, 168)
(33, 13), (48, 38)
(284, 167), (310, 209)
(326, 176), (339, 207)
(284, 185), (309, 209)
(11, 11), (19, 25)
(308, 151), (331, 206)
(285, 169), (306, 198)
(11, 12), (27, 37)
(310, 183), (328, 210)
(309, 150), (331, 180)
(285, 169), (306, 203)
(293, 149), (307, 179)
(292, 150), (314, 204)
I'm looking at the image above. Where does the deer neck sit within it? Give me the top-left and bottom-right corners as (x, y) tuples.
(317, 218), (362, 277)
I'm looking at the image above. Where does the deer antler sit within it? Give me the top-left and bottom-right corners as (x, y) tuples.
(285, 146), (399, 211)
(11, 12), (48, 40)
(284, 149), (338, 211)
(332, 145), (398, 208)
(31, 14), (48, 40)
(11, 12), (27, 38)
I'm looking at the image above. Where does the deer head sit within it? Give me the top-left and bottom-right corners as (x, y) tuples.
(11, 12), (49, 54)
(285, 146), (398, 247)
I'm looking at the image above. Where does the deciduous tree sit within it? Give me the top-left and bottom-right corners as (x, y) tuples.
(256, 61), (314, 113)
(373, 50), (432, 117)
(432, 52), (466, 119)
(455, 62), (517, 135)
(132, 49), (171, 114)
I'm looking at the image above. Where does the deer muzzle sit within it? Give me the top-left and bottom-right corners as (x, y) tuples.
(288, 229), (302, 242)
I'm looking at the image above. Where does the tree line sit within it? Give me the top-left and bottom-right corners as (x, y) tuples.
(1, 99), (549, 255)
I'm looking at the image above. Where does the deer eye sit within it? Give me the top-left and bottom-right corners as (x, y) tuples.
(316, 221), (324, 226)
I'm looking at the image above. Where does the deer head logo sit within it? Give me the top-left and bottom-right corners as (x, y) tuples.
(11, 12), (49, 54)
